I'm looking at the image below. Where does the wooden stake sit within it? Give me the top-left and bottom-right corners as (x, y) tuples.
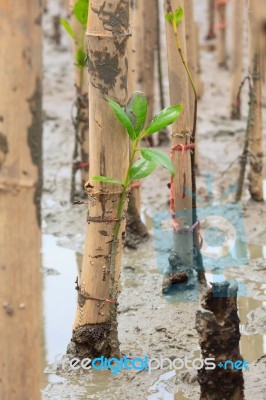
(216, 0), (227, 68)
(230, 0), (244, 119)
(0, 1), (42, 398)
(248, 0), (264, 202)
(71, 0), (130, 359)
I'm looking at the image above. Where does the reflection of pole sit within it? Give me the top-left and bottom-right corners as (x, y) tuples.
(196, 282), (245, 400)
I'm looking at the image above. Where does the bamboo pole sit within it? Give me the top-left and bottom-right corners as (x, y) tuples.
(126, 0), (148, 245)
(216, 0), (227, 68)
(230, 0), (244, 119)
(71, 0), (130, 359)
(70, 0), (89, 200)
(0, 1), (42, 398)
(164, 0), (194, 284)
(248, 0), (264, 201)
(184, 0), (197, 128)
(142, 0), (157, 130)
(195, 23), (204, 99)
(206, 0), (216, 40)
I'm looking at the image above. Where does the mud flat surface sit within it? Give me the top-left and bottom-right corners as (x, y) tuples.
(42, 1), (266, 399)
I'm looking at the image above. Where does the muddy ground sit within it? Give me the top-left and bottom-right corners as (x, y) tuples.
(42, 1), (266, 399)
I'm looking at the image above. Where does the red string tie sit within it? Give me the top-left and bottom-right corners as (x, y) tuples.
(75, 161), (90, 170)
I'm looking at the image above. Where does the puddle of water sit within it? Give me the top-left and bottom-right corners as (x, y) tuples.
(42, 234), (266, 399)
(42, 235), (79, 366)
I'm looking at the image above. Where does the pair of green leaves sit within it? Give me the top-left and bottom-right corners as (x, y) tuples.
(165, 6), (184, 27)
(61, 0), (88, 67)
(108, 92), (182, 142)
(129, 149), (175, 180)
(94, 148), (174, 186)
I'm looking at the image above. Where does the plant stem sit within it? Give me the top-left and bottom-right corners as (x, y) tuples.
(172, 22), (197, 138)
(109, 141), (139, 299)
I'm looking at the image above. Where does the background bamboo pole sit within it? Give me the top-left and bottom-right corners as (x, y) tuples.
(216, 0), (227, 68)
(71, 0), (130, 358)
(70, 0), (89, 199)
(248, 0), (264, 201)
(206, 0), (216, 40)
(164, 0), (194, 273)
(0, 1), (42, 398)
(230, 0), (244, 119)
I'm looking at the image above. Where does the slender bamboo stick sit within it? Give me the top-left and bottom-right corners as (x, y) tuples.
(216, 0), (227, 68)
(248, 0), (264, 201)
(230, 0), (244, 119)
(206, 0), (216, 40)
(0, 1), (42, 398)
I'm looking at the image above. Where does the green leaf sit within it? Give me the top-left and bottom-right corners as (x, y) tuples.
(129, 158), (157, 181)
(165, 7), (184, 27)
(126, 91), (148, 137)
(73, 0), (89, 27)
(60, 18), (77, 42)
(108, 99), (135, 140)
(141, 148), (175, 176)
(76, 47), (87, 67)
(144, 104), (183, 136)
(93, 176), (123, 185)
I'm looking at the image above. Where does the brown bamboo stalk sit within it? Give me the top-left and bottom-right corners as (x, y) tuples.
(230, 0), (244, 119)
(195, 23), (204, 99)
(164, 0), (194, 279)
(142, 0), (157, 129)
(216, 0), (227, 68)
(125, 0), (148, 245)
(71, 0), (130, 359)
(206, 0), (216, 40)
(184, 0), (197, 128)
(0, 1), (42, 398)
(70, 0), (89, 200)
(248, 0), (264, 202)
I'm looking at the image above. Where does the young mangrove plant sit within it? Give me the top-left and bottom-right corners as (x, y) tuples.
(72, 92), (182, 358)
(61, 0), (89, 200)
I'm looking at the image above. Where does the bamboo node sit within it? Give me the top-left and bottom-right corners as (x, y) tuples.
(86, 30), (131, 38)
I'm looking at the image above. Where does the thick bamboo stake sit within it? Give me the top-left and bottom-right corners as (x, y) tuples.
(216, 0), (227, 68)
(0, 1), (42, 398)
(230, 0), (244, 120)
(71, 0), (130, 359)
(206, 0), (216, 40)
(164, 0), (194, 281)
(248, 0), (264, 202)
(196, 282), (245, 399)
(70, 0), (89, 200)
